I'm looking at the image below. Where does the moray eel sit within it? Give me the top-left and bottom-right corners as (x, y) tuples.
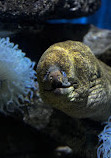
(37, 41), (111, 121)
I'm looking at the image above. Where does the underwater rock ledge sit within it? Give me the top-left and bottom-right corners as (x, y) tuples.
(0, 0), (101, 25)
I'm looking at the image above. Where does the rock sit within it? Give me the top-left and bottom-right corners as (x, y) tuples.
(23, 103), (53, 130)
(83, 25), (111, 66)
(0, 0), (101, 26)
(83, 25), (111, 56)
(40, 109), (102, 158)
(0, 113), (59, 158)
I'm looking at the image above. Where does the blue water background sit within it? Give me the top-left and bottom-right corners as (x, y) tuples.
(48, 0), (111, 30)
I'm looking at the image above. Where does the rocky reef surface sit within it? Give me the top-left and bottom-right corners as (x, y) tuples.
(0, 0), (101, 25)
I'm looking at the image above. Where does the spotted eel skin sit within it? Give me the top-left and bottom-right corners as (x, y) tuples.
(37, 40), (111, 121)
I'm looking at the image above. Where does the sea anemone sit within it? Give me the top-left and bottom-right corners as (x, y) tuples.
(0, 37), (37, 112)
(97, 116), (111, 158)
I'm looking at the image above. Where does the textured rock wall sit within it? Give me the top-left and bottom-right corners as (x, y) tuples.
(0, 0), (101, 25)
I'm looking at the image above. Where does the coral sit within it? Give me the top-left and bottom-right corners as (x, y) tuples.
(97, 116), (111, 158)
(0, 37), (36, 112)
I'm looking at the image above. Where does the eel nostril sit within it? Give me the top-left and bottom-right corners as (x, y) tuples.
(49, 76), (53, 81)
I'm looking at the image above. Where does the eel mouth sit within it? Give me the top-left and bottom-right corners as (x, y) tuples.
(44, 80), (78, 96)
(44, 80), (72, 92)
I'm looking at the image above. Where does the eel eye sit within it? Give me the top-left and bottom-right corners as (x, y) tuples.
(49, 76), (53, 81)
(61, 71), (67, 78)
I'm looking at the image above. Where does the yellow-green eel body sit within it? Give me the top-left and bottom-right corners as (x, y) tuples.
(37, 41), (111, 121)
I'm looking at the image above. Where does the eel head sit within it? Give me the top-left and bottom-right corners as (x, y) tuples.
(37, 41), (108, 120)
